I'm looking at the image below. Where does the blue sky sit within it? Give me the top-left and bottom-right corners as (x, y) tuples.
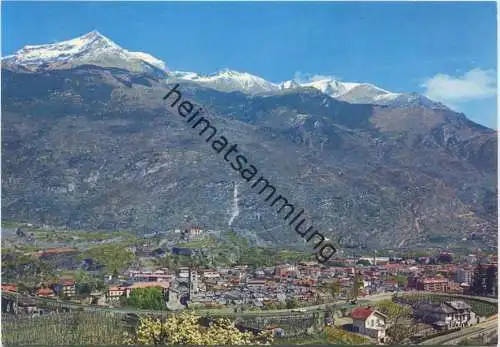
(2, 2), (497, 128)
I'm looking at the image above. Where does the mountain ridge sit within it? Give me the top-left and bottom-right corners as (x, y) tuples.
(1, 34), (497, 252)
(3, 31), (448, 111)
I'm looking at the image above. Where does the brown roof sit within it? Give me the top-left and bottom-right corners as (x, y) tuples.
(1, 284), (17, 292)
(36, 288), (54, 296)
(108, 286), (126, 293)
(129, 282), (170, 289)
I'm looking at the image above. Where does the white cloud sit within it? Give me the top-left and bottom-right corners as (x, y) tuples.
(293, 71), (339, 83)
(421, 68), (497, 104)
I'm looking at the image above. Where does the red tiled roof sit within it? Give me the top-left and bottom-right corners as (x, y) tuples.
(129, 282), (169, 289)
(61, 279), (75, 286)
(351, 307), (375, 320)
(36, 288), (54, 296)
(1, 284), (17, 292)
(109, 286), (126, 292)
(34, 248), (78, 257)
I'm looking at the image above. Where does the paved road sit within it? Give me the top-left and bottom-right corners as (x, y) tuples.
(420, 317), (498, 345)
(3, 290), (496, 318)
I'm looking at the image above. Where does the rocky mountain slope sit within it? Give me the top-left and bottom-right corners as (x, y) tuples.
(1, 32), (497, 251)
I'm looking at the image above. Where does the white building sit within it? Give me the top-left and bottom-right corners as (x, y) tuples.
(351, 307), (387, 343)
(178, 268), (190, 278)
(464, 254), (477, 264)
(359, 257), (390, 265)
(202, 270), (220, 279)
(188, 228), (203, 236)
(456, 268), (473, 284)
(190, 270), (199, 295)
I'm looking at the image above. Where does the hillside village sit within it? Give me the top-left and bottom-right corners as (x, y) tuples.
(2, 223), (497, 343)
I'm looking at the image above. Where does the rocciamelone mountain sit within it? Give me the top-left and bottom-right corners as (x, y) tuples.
(2, 31), (497, 251)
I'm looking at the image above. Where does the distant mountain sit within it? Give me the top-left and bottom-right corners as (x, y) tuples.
(3, 31), (447, 110)
(1, 32), (497, 251)
(2, 31), (167, 77)
(171, 69), (281, 94)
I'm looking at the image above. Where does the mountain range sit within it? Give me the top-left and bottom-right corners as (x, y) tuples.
(2, 31), (497, 252)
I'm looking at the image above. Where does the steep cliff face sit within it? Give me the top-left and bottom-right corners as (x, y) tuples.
(2, 64), (496, 251)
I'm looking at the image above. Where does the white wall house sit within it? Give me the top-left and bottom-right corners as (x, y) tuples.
(351, 307), (387, 343)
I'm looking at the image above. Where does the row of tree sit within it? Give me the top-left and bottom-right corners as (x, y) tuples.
(470, 264), (497, 296)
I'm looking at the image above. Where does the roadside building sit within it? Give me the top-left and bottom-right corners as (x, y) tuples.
(202, 270), (220, 279)
(416, 278), (450, 292)
(187, 227), (203, 236)
(351, 306), (387, 343)
(1, 284), (17, 293)
(413, 300), (475, 330)
(36, 288), (55, 297)
(456, 268), (474, 285)
(107, 286), (126, 301)
(61, 279), (76, 297)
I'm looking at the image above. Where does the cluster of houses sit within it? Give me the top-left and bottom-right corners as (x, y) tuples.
(1, 280), (77, 299)
(98, 252), (497, 310)
(350, 299), (477, 344)
(2, 252), (497, 307)
(106, 264), (329, 307)
(1, 251), (495, 344)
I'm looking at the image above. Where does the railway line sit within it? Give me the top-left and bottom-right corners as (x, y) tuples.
(420, 317), (498, 345)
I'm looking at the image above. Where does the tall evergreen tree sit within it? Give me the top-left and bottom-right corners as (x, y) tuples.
(471, 264), (486, 295)
(485, 265), (497, 296)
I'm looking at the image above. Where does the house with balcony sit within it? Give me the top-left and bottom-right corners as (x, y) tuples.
(36, 288), (55, 297)
(413, 300), (476, 330)
(61, 279), (76, 297)
(416, 277), (450, 292)
(351, 306), (387, 343)
(107, 286), (126, 301)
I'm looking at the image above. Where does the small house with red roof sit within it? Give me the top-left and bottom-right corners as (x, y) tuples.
(351, 306), (387, 342)
(61, 279), (76, 297)
(1, 284), (17, 293)
(107, 286), (126, 301)
(36, 287), (55, 297)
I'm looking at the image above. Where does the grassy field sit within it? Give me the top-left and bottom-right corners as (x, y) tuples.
(1, 221), (136, 243)
(176, 236), (218, 249)
(276, 326), (370, 345)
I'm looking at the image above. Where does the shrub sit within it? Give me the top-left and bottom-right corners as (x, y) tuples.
(125, 311), (273, 345)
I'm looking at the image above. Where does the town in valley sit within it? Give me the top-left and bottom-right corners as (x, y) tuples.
(1, 222), (498, 345)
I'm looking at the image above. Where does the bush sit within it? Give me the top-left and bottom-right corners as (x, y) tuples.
(125, 287), (167, 310)
(125, 311), (273, 345)
(324, 326), (370, 344)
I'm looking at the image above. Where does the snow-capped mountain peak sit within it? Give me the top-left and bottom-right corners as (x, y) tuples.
(275, 76), (446, 109)
(2, 32), (447, 110)
(279, 80), (301, 89)
(171, 68), (280, 94)
(3, 30), (167, 74)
